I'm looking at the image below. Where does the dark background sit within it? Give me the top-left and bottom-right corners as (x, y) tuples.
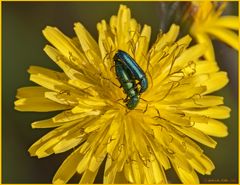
(2, 2), (238, 183)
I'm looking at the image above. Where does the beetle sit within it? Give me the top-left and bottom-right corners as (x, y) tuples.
(113, 50), (148, 93)
(114, 59), (139, 109)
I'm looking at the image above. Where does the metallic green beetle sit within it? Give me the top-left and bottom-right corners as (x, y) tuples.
(114, 50), (148, 94)
(114, 59), (139, 109)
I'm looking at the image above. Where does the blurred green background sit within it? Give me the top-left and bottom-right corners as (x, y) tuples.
(2, 2), (238, 183)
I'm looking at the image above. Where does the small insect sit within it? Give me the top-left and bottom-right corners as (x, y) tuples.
(113, 50), (148, 93)
(114, 59), (139, 109)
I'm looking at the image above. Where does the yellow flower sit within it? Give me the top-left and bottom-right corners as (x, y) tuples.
(15, 5), (230, 184)
(190, 2), (239, 61)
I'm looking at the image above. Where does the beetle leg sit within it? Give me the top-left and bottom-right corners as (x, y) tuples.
(123, 95), (130, 102)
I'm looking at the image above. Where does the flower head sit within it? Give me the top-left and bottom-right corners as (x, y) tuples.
(190, 2), (239, 61)
(15, 5), (230, 184)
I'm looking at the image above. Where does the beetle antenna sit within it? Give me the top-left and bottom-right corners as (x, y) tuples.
(141, 52), (154, 89)
(99, 72), (119, 88)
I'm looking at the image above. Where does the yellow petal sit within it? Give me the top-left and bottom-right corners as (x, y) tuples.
(16, 86), (48, 98)
(215, 16), (239, 30)
(201, 72), (229, 94)
(53, 110), (100, 123)
(206, 27), (239, 50)
(195, 60), (219, 74)
(45, 91), (78, 106)
(183, 106), (231, 119)
(170, 154), (193, 173)
(104, 146), (126, 183)
(174, 126), (217, 148)
(193, 118), (228, 137)
(113, 171), (128, 183)
(77, 149), (93, 174)
(74, 24), (104, 73)
(35, 137), (60, 158)
(29, 119), (83, 156)
(193, 33), (215, 61)
(164, 86), (206, 102)
(84, 110), (116, 133)
(177, 35), (192, 47)
(163, 24), (179, 44)
(31, 118), (63, 129)
(159, 110), (191, 127)
(131, 161), (142, 183)
(28, 66), (81, 95)
(174, 43), (207, 68)
(189, 154), (215, 175)
(183, 137), (203, 157)
(104, 157), (117, 183)
(44, 45), (86, 80)
(77, 125), (109, 173)
(53, 147), (82, 184)
(88, 131), (108, 171)
(30, 73), (63, 93)
(168, 137), (188, 155)
(109, 15), (117, 34)
(80, 169), (98, 184)
(106, 115), (123, 155)
(150, 142), (171, 170)
(151, 159), (167, 183)
(68, 79), (94, 91)
(77, 97), (108, 108)
(39, 120), (87, 156)
(143, 163), (155, 183)
(153, 24), (179, 51)
(97, 19), (115, 61)
(189, 157), (207, 175)
(53, 131), (86, 153)
(178, 96), (224, 108)
(124, 162), (134, 183)
(74, 22), (100, 55)
(116, 5), (131, 49)
(135, 24), (151, 68)
(29, 130), (61, 157)
(198, 154), (215, 175)
(28, 65), (67, 80)
(42, 26), (87, 65)
(14, 98), (71, 112)
(172, 161), (199, 184)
